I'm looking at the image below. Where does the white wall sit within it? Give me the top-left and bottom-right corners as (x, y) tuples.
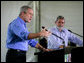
(1, 1), (38, 62)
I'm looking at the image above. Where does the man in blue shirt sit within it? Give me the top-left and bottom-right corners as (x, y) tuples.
(47, 16), (83, 50)
(6, 6), (52, 62)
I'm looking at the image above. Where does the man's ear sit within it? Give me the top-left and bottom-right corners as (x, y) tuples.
(21, 11), (26, 15)
(21, 12), (24, 15)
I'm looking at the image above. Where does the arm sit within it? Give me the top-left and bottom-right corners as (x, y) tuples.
(28, 33), (40, 39)
(68, 31), (83, 46)
(28, 39), (53, 52)
(35, 43), (53, 52)
(12, 23), (51, 40)
(28, 29), (51, 39)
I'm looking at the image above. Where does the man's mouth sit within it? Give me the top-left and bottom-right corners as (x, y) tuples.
(29, 19), (31, 20)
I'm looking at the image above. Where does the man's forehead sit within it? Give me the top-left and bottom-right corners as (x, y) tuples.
(58, 19), (65, 22)
(27, 8), (33, 12)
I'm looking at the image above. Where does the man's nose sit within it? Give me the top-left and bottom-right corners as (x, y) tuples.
(60, 23), (63, 25)
(30, 16), (32, 19)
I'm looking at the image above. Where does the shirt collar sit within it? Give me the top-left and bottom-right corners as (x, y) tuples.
(55, 26), (65, 32)
(17, 16), (26, 25)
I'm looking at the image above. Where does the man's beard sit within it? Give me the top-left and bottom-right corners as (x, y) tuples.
(56, 25), (64, 30)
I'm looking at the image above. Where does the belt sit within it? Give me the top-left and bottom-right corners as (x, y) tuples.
(8, 48), (26, 53)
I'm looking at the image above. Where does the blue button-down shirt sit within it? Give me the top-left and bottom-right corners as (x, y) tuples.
(6, 17), (38, 51)
(47, 26), (83, 49)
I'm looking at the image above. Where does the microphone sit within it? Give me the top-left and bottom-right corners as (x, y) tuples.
(68, 29), (72, 33)
(42, 26), (48, 31)
(68, 29), (83, 37)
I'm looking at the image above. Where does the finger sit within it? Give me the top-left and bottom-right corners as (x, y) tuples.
(41, 29), (45, 32)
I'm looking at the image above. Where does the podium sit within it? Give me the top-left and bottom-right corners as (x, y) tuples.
(71, 47), (83, 62)
(34, 47), (83, 62)
(34, 49), (64, 62)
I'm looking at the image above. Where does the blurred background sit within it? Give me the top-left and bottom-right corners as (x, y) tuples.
(1, 1), (83, 62)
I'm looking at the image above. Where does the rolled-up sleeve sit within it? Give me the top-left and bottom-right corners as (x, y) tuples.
(28, 39), (38, 47)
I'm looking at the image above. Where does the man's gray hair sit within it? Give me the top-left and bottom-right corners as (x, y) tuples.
(19, 5), (32, 16)
(55, 16), (65, 23)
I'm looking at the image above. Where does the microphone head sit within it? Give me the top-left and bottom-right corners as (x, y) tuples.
(42, 26), (45, 29)
(42, 26), (48, 31)
(68, 29), (72, 32)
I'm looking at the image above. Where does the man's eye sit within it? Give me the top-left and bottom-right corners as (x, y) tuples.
(29, 13), (33, 16)
(62, 22), (64, 24)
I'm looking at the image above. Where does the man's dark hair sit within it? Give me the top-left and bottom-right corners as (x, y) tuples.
(55, 16), (65, 23)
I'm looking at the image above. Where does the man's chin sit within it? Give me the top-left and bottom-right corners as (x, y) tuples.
(28, 21), (31, 23)
(57, 27), (64, 30)
(59, 27), (63, 30)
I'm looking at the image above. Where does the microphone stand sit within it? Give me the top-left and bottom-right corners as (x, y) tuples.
(68, 30), (83, 38)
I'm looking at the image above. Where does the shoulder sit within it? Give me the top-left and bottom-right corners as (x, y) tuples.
(11, 17), (21, 26)
(63, 28), (68, 32)
(8, 18), (22, 31)
(48, 26), (57, 31)
(63, 28), (71, 34)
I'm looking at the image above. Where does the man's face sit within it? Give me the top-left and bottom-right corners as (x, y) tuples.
(55, 19), (65, 29)
(24, 8), (33, 23)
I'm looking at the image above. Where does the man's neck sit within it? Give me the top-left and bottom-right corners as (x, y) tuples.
(59, 28), (62, 32)
(56, 26), (63, 32)
(19, 15), (25, 22)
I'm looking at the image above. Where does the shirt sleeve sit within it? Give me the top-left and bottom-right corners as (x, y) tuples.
(11, 22), (30, 40)
(28, 39), (38, 47)
(68, 31), (83, 46)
